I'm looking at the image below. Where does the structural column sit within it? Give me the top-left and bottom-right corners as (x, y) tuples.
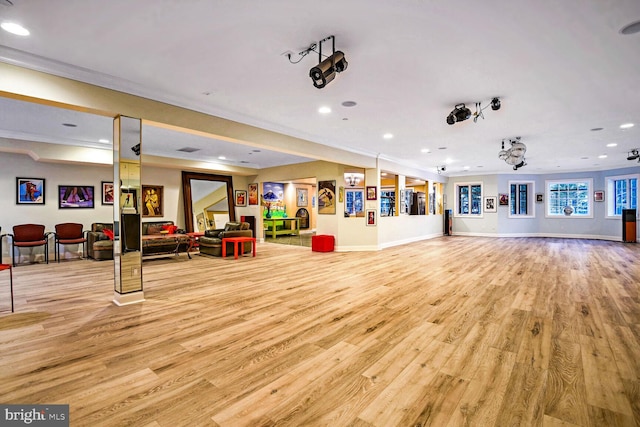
(113, 116), (144, 305)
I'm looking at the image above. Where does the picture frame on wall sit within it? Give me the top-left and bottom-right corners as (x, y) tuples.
(102, 181), (114, 205)
(59, 185), (94, 209)
(16, 177), (45, 205)
(366, 209), (377, 226)
(594, 190), (605, 202)
(536, 193), (544, 203)
(235, 190), (247, 207)
(142, 185), (163, 217)
(484, 196), (497, 213)
(296, 188), (308, 207)
(318, 180), (336, 214)
(248, 183), (259, 205)
(121, 188), (137, 212)
(366, 186), (377, 200)
(499, 193), (509, 206)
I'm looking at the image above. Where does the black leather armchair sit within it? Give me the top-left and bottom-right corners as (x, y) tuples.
(199, 222), (252, 257)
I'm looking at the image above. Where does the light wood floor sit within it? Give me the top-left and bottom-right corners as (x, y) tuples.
(0, 237), (639, 426)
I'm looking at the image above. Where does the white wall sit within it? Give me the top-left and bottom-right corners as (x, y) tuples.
(0, 152), (185, 263)
(446, 166), (639, 241)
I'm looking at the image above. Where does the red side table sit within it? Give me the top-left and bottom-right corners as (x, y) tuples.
(221, 237), (256, 259)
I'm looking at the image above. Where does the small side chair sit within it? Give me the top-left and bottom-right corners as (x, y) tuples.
(9, 224), (50, 267)
(0, 263), (13, 313)
(54, 223), (87, 262)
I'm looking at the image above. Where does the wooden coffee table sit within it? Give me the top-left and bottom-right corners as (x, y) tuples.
(221, 236), (256, 259)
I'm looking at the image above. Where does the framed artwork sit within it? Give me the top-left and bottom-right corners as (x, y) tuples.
(101, 181), (114, 205)
(142, 185), (163, 217)
(59, 185), (94, 209)
(366, 209), (377, 226)
(248, 183), (259, 205)
(484, 196), (497, 213)
(121, 188), (137, 211)
(16, 177), (45, 205)
(235, 190), (247, 207)
(196, 213), (206, 232)
(318, 180), (336, 214)
(296, 188), (308, 207)
(339, 186), (344, 203)
(594, 190), (605, 202)
(536, 193), (544, 203)
(366, 186), (377, 200)
(499, 193), (509, 206)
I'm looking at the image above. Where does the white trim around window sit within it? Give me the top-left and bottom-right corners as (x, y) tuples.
(605, 173), (639, 219)
(454, 181), (483, 217)
(508, 180), (535, 218)
(545, 178), (593, 218)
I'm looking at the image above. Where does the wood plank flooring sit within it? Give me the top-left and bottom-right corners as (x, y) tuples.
(0, 237), (638, 426)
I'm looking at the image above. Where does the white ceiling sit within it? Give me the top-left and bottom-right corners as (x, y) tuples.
(1, 0), (639, 176)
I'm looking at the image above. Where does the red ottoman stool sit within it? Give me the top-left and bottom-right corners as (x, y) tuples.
(312, 235), (334, 252)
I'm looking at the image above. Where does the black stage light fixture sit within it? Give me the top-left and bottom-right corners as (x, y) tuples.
(513, 159), (526, 170)
(309, 51), (347, 89)
(491, 97), (501, 111)
(446, 103), (472, 125)
(627, 149), (639, 161)
(131, 143), (140, 156)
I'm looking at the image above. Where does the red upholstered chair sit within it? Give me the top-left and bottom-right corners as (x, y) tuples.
(0, 264), (13, 313)
(9, 224), (49, 267)
(54, 223), (87, 262)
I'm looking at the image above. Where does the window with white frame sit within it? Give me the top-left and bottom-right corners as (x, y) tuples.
(606, 174), (638, 218)
(345, 189), (364, 216)
(509, 181), (535, 218)
(545, 178), (593, 217)
(455, 182), (482, 216)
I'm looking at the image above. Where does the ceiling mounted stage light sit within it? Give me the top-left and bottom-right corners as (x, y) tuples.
(499, 137), (527, 170)
(289, 35), (347, 89)
(448, 97), (500, 125)
(446, 104), (471, 125)
(627, 148), (640, 162)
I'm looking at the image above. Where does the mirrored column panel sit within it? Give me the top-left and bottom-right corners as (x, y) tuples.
(113, 115), (144, 305)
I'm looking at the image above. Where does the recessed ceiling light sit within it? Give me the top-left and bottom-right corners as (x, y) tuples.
(620, 20), (640, 35)
(438, 147), (447, 150)
(98, 139), (109, 144)
(598, 154), (608, 159)
(252, 149), (261, 153)
(420, 148), (430, 153)
(606, 143), (617, 147)
(477, 166), (483, 168)
(620, 123), (634, 129)
(341, 101), (357, 107)
(1, 22), (29, 36)
(590, 127), (604, 131)
(581, 156), (589, 160)
(218, 156), (226, 160)
(383, 133), (393, 139)
(318, 106), (331, 114)
(62, 123), (77, 127)
(342, 117), (349, 121)
(463, 166), (470, 170)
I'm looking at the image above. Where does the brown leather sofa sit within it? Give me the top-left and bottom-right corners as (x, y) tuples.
(142, 221), (191, 257)
(87, 222), (115, 260)
(199, 222), (252, 257)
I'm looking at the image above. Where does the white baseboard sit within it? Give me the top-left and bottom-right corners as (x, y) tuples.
(451, 231), (622, 241)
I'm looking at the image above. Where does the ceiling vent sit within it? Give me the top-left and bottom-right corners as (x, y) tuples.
(177, 147), (200, 153)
